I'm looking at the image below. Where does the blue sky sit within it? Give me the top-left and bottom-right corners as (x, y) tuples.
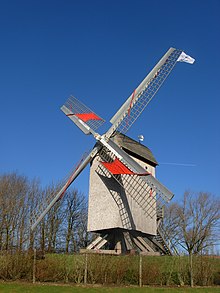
(0, 0), (219, 202)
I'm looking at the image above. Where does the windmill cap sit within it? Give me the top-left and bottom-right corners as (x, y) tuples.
(111, 132), (158, 167)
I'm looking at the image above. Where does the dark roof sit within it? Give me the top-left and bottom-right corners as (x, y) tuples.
(111, 132), (158, 167)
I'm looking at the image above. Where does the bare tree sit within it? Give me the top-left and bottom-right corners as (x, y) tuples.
(46, 202), (63, 253)
(162, 203), (181, 254)
(0, 173), (92, 254)
(63, 189), (87, 253)
(27, 179), (42, 251)
(37, 184), (64, 253)
(0, 173), (29, 251)
(76, 204), (91, 249)
(169, 191), (219, 254)
(163, 191), (220, 286)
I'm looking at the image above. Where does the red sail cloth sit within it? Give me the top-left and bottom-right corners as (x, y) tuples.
(75, 113), (102, 122)
(101, 158), (150, 176)
(101, 158), (136, 175)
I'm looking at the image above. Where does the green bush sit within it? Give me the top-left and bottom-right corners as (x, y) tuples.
(0, 252), (32, 281)
(0, 252), (219, 286)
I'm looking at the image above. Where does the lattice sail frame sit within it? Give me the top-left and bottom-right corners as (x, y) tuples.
(96, 147), (169, 218)
(30, 152), (88, 230)
(106, 48), (182, 138)
(30, 146), (101, 231)
(63, 96), (105, 132)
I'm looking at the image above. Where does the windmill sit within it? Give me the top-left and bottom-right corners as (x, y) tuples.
(31, 48), (195, 255)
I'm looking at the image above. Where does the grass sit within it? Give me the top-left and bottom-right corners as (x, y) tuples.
(0, 282), (219, 293)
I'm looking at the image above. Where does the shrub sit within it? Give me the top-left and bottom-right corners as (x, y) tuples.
(0, 252), (219, 286)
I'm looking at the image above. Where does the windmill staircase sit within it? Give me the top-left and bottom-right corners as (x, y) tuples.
(149, 208), (174, 255)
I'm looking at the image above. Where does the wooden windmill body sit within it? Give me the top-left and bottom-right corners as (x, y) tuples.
(87, 133), (163, 254)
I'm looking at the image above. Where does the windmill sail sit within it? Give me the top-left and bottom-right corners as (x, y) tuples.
(102, 138), (173, 198)
(105, 48), (183, 138)
(31, 146), (100, 231)
(97, 146), (171, 218)
(61, 96), (105, 135)
(96, 136), (173, 215)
